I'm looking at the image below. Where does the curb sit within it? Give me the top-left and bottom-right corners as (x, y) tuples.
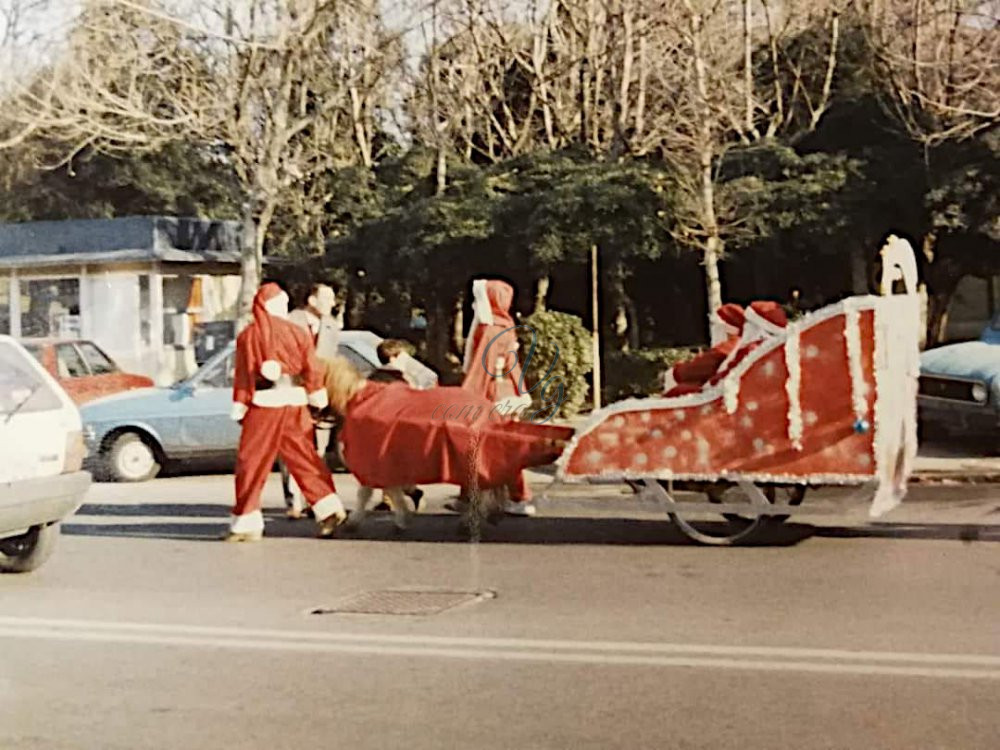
(911, 473), (1000, 485)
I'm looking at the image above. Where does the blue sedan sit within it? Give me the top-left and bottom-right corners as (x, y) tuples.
(918, 312), (1000, 442)
(81, 331), (432, 482)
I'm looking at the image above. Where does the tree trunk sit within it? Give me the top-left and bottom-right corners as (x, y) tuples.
(436, 147), (447, 195)
(689, 9), (724, 342)
(534, 274), (550, 313)
(611, 260), (629, 353)
(236, 200), (271, 332)
(347, 287), (366, 329)
(590, 243), (601, 410)
(625, 296), (640, 351)
(452, 291), (465, 356)
(703, 236), (724, 342)
(926, 288), (956, 347)
(850, 244), (870, 295)
(427, 293), (450, 371)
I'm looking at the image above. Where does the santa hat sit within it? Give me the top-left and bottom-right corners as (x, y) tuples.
(252, 283), (287, 382)
(743, 301), (788, 336)
(716, 303), (745, 336)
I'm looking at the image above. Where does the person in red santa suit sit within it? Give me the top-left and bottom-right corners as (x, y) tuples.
(706, 300), (789, 386)
(661, 303), (745, 397)
(226, 283), (347, 542)
(458, 278), (536, 516)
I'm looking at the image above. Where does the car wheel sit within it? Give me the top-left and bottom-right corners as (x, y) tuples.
(0, 523), (59, 573)
(106, 432), (161, 482)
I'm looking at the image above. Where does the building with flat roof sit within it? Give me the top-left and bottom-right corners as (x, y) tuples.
(0, 216), (248, 383)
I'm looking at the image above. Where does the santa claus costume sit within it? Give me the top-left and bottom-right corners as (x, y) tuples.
(707, 300), (789, 387)
(661, 303), (745, 397)
(460, 279), (536, 514)
(227, 283), (346, 541)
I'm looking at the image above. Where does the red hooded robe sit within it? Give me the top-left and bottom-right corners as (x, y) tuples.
(461, 280), (526, 403)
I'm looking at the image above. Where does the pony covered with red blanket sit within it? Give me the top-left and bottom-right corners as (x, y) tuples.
(321, 357), (573, 532)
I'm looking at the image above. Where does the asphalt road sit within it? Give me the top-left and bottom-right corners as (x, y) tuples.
(2, 473), (999, 750)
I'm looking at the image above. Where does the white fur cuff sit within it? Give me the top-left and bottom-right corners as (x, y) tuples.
(661, 369), (677, 393)
(308, 388), (329, 410)
(261, 360), (282, 381)
(229, 510), (264, 533)
(312, 493), (345, 521)
(230, 401), (249, 422)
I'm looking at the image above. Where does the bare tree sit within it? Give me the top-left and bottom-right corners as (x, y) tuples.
(646, 0), (843, 339)
(0, 0), (398, 325)
(861, 0), (1000, 146)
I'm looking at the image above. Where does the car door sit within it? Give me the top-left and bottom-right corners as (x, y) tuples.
(0, 339), (73, 484)
(175, 349), (241, 457)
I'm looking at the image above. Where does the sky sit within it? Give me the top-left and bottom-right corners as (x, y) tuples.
(0, 0), (441, 91)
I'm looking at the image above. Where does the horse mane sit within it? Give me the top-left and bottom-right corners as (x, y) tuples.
(320, 356), (368, 414)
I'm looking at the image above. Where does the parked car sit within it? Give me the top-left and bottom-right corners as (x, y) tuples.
(81, 330), (437, 482)
(0, 335), (91, 573)
(22, 338), (154, 405)
(918, 312), (1000, 442)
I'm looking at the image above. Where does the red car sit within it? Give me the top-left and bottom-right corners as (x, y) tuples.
(21, 339), (154, 405)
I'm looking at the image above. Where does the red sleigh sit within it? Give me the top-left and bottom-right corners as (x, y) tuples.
(554, 238), (922, 545)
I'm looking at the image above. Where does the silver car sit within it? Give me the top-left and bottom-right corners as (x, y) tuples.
(80, 331), (435, 482)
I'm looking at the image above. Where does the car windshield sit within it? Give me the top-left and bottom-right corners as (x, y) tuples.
(0, 341), (62, 415)
(77, 342), (118, 375)
(185, 344), (235, 389)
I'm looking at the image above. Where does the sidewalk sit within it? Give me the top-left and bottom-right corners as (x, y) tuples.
(548, 416), (1000, 485)
(911, 450), (1000, 484)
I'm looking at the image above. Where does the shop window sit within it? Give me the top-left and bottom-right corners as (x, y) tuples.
(21, 279), (81, 339)
(0, 277), (9, 335)
(139, 275), (152, 346)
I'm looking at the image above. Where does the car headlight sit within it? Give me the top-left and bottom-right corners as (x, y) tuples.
(971, 383), (988, 403)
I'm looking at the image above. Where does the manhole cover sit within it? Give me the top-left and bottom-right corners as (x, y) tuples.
(310, 589), (495, 616)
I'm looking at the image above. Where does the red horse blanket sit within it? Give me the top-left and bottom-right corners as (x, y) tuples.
(339, 382), (573, 490)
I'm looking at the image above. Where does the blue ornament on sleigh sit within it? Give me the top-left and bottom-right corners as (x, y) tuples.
(853, 418), (871, 434)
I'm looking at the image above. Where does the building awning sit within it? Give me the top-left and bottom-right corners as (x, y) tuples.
(0, 216), (248, 269)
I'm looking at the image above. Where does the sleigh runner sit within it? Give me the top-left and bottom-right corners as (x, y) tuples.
(553, 237), (922, 545)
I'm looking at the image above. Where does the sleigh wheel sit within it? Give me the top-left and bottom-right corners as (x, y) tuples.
(705, 483), (806, 525)
(663, 480), (771, 546)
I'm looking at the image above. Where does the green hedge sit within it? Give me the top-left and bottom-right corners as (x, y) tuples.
(602, 346), (700, 404)
(517, 310), (593, 419)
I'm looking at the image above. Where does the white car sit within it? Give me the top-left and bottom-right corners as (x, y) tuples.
(0, 335), (91, 573)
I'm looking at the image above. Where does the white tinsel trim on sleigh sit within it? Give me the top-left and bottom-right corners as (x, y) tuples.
(844, 304), (869, 423)
(784, 330), (803, 450)
(869, 295), (922, 518)
(723, 375), (740, 415)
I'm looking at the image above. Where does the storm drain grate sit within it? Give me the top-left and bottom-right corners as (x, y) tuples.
(310, 589), (496, 616)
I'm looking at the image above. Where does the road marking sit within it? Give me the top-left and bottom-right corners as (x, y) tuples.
(0, 616), (998, 680)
